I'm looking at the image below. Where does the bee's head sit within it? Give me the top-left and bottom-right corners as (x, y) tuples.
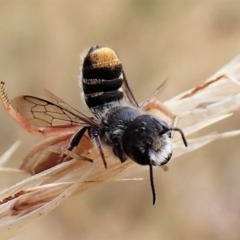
(122, 115), (173, 166)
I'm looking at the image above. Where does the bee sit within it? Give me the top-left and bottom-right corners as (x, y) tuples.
(0, 46), (187, 205)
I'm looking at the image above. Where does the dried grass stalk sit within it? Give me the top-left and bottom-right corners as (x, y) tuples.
(1, 55), (240, 239)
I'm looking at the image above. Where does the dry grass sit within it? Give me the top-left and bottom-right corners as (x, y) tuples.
(1, 55), (240, 239)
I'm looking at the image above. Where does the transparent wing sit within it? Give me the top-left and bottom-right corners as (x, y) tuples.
(122, 71), (139, 107)
(10, 95), (85, 127)
(122, 72), (168, 109)
(0, 82), (98, 135)
(139, 79), (168, 107)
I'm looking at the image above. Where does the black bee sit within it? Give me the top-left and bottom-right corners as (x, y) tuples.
(76, 46), (187, 204)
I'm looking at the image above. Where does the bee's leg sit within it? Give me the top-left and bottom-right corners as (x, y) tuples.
(69, 127), (89, 151)
(113, 144), (127, 163)
(142, 101), (178, 138)
(88, 128), (108, 169)
(59, 126), (89, 163)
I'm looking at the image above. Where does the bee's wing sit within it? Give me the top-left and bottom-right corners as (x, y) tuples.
(122, 71), (139, 107)
(10, 95), (84, 127)
(0, 82), (97, 136)
(139, 79), (168, 108)
(122, 72), (168, 108)
(42, 87), (98, 127)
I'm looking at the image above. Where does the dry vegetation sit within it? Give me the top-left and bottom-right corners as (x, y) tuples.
(1, 1), (240, 240)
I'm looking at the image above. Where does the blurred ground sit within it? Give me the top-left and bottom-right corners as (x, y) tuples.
(1, 1), (240, 240)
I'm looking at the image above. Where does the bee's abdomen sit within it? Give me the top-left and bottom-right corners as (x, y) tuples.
(82, 46), (124, 116)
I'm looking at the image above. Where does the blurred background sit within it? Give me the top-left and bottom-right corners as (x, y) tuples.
(1, 1), (240, 239)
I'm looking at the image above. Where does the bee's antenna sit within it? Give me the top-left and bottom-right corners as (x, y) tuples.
(149, 162), (156, 205)
(168, 127), (188, 147)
